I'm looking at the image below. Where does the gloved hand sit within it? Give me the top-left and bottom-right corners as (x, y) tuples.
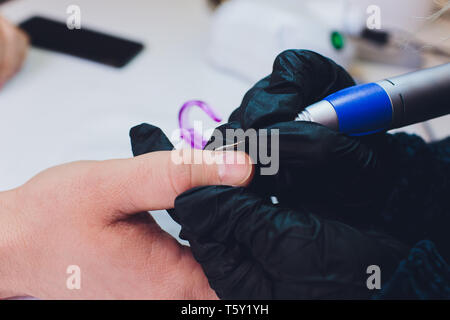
(129, 50), (449, 298)
(202, 50), (399, 227)
(173, 184), (407, 299)
(203, 50), (449, 247)
(172, 50), (448, 299)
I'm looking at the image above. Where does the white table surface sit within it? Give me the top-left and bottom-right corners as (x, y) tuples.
(0, 0), (449, 242)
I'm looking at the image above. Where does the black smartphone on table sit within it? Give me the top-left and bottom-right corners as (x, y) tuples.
(19, 16), (144, 68)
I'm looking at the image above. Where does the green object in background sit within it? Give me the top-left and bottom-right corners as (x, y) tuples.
(331, 31), (345, 50)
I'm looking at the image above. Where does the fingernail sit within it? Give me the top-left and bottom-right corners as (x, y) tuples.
(217, 151), (253, 186)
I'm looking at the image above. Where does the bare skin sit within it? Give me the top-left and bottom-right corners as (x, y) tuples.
(0, 150), (254, 299)
(0, 16), (29, 88)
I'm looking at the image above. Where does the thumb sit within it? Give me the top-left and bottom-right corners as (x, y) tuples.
(98, 150), (254, 215)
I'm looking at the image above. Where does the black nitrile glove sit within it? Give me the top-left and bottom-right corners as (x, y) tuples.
(130, 122), (174, 155)
(204, 50), (395, 221)
(174, 185), (407, 299)
(373, 240), (450, 299)
(128, 124), (407, 299)
(207, 121), (394, 225)
(169, 50), (410, 299)
(173, 50), (449, 299)
(203, 50), (450, 256)
(129, 50), (450, 299)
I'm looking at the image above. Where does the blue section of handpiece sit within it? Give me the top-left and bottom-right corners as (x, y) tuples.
(324, 83), (393, 135)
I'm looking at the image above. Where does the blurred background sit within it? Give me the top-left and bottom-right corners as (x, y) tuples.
(0, 0), (449, 240)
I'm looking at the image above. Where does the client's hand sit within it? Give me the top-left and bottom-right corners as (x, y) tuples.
(0, 16), (29, 88)
(0, 150), (253, 299)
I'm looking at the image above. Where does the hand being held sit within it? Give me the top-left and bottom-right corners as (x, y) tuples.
(0, 16), (29, 88)
(0, 150), (253, 299)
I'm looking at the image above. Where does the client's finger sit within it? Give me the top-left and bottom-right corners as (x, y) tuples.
(98, 150), (254, 215)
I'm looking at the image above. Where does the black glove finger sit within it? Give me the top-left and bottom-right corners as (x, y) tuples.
(203, 121), (243, 151)
(174, 185), (328, 299)
(266, 121), (378, 168)
(265, 121), (385, 203)
(208, 118), (382, 171)
(229, 49), (355, 129)
(129, 123), (174, 156)
(129, 123), (177, 217)
(184, 237), (273, 299)
(174, 185), (407, 299)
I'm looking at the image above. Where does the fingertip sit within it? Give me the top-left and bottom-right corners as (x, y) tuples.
(216, 151), (254, 187)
